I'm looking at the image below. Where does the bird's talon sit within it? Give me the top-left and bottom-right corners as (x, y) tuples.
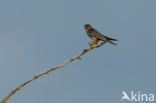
(88, 42), (93, 46)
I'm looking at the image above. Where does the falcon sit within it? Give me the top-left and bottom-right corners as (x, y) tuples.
(84, 24), (117, 46)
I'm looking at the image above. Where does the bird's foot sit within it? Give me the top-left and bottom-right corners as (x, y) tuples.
(88, 40), (98, 46)
(88, 42), (93, 46)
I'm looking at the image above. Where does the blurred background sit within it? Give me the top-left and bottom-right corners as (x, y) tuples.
(0, 0), (156, 103)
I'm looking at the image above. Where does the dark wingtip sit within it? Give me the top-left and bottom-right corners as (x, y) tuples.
(112, 39), (118, 41)
(106, 37), (118, 41)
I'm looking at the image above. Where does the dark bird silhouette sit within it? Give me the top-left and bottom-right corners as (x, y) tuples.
(84, 24), (117, 46)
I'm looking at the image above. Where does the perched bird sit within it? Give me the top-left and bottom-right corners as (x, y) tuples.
(84, 24), (117, 46)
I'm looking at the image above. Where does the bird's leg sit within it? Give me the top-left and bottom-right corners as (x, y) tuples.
(88, 40), (98, 46)
(92, 40), (98, 44)
(88, 42), (93, 46)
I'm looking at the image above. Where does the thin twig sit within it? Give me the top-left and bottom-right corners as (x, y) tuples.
(0, 41), (107, 103)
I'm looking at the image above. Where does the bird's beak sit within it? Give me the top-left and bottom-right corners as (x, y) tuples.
(84, 25), (87, 29)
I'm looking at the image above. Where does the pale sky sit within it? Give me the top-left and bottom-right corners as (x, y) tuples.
(0, 0), (156, 103)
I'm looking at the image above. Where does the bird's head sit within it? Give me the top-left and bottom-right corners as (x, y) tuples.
(84, 24), (92, 29)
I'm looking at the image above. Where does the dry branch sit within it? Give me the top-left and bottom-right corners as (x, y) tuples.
(0, 41), (107, 103)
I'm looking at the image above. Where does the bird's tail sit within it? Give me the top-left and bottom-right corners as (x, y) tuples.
(108, 40), (117, 45)
(106, 37), (117, 45)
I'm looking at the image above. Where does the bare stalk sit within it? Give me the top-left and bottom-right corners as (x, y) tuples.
(0, 41), (106, 103)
